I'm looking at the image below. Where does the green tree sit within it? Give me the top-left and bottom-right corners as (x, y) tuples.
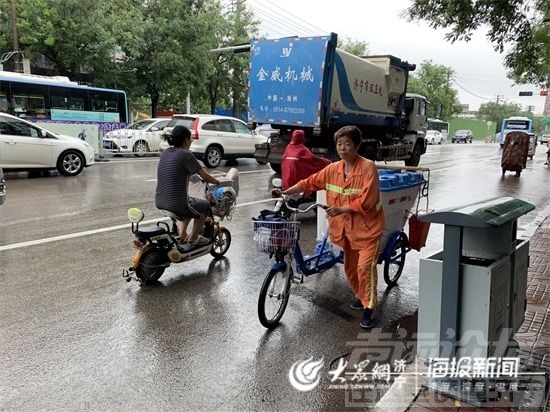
(337, 37), (369, 56)
(0, 0), (142, 80)
(407, 60), (462, 120)
(402, 0), (550, 87)
(477, 101), (530, 131)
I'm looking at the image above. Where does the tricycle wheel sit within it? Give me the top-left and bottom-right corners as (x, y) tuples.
(383, 240), (407, 287)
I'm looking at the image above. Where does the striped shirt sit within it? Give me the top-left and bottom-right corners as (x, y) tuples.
(155, 147), (202, 216)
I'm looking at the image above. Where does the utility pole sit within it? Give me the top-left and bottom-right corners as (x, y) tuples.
(496, 95), (503, 105)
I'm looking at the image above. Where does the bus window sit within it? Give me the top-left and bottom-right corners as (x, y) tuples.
(51, 95), (68, 109)
(68, 97), (84, 110)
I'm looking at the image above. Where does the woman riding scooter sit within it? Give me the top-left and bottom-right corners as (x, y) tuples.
(156, 125), (224, 245)
(281, 129), (331, 204)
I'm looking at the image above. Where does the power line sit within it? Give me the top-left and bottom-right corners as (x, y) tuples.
(247, 0), (330, 36)
(246, 5), (308, 37)
(453, 73), (497, 98)
(451, 79), (494, 100)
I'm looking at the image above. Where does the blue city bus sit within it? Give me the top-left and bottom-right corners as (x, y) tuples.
(499, 116), (533, 148)
(0, 71), (129, 125)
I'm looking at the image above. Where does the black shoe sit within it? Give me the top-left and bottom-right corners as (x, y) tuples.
(350, 298), (363, 310)
(360, 308), (375, 329)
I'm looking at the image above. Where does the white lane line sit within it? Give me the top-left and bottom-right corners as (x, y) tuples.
(0, 198), (274, 251)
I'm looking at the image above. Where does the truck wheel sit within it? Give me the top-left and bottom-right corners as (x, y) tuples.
(270, 163), (282, 174)
(404, 144), (422, 167)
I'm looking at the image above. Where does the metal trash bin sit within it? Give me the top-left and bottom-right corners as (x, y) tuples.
(416, 197), (534, 359)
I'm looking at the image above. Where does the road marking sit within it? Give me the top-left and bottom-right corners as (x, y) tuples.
(0, 198), (274, 251)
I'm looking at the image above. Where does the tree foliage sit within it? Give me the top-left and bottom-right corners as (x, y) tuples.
(402, 0), (550, 87)
(0, 0), (261, 117)
(337, 36), (369, 56)
(407, 60), (462, 120)
(476, 101), (530, 131)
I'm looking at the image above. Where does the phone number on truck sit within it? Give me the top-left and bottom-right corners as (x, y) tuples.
(272, 106), (306, 114)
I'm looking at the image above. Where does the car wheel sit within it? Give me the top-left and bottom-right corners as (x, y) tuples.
(430, 138), (434, 145)
(57, 150), (84, 176)
(133, 140), (150, 157)
(452, 139), (455, 143)
(204, 146), (223, 168)
(438, 138), (442, 145)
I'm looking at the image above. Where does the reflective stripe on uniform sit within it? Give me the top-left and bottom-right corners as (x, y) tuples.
(325, 183), (362, 196)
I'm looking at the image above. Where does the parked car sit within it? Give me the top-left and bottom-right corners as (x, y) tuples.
(540, 134), (550, 144)
(0, 168), (5, 206)
(159, 114), (267, 168)
(0, 113), (95, 176)
(426, 130), (445, 145)
(102, 118), (170, 156)
(452, 129), (474, 143)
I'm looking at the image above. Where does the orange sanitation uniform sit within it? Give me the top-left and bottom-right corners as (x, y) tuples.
(298, 156), (385, 309)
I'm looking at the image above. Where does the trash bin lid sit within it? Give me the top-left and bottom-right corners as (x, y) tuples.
(419, 197), (535, 227)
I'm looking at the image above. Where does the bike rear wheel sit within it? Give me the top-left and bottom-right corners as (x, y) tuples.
(383, 240), (407, 287)
(258, 267), (291, 328)
(136, 247), (167, 284)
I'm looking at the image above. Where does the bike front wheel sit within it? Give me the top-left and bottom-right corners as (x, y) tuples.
(258, 267), (292, 328)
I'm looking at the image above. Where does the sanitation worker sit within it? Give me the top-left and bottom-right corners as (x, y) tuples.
(274, 125), (384, 329)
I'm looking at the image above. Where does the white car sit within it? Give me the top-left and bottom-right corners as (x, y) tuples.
(541, 134), (550, 144)
(426, 130), (445, 145)
(160, 114), (267, 168)
(102, 118), (170, 156)
(0, 113), (95, 176)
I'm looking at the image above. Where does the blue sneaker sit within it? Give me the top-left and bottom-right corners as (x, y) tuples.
(350, 298), (363, 310)
(360, 308), (375, 329)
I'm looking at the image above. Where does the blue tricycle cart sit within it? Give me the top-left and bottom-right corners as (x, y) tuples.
(253, 166), (430, 328)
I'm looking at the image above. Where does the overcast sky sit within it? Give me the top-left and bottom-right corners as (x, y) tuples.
(246, 0), (547, 114)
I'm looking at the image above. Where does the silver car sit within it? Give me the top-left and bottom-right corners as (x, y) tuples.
(452, 129), (474, 143)
(160, 114), (267, 168)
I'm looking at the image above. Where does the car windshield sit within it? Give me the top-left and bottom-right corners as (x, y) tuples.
(456, 130), (469, 134)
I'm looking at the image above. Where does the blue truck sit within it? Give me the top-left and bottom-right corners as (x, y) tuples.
(249, 33), (428, 173)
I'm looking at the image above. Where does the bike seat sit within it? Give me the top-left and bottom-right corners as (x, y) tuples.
(136, 224), (168, 237)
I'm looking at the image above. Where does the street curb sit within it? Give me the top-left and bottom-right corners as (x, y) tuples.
(520, 202), (550, 240)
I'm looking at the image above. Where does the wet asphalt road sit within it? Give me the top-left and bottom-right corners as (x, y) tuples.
(1, 142), (549, 411)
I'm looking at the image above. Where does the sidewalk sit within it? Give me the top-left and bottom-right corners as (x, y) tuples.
(375, 213), (550, 411)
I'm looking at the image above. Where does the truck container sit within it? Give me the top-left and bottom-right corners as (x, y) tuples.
(249, 33), (428, 173)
